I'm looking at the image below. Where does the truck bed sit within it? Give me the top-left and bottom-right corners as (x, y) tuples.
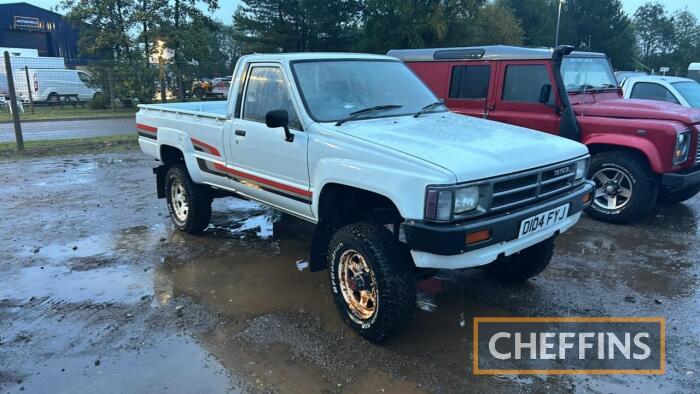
(138, 101), (228, 119)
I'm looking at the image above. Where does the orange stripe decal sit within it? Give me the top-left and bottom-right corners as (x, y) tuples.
(136, 123), (157, 133)
(191, 138), (221, 157)
(213, 163), (312, 198)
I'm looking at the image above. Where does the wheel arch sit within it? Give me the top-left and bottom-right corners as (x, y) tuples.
(309, 183), (404, 272)
(585, 140), (659, 173)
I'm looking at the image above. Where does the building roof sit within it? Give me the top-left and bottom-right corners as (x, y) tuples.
(387, 45), (607, 62)
(0, 2), (65, 18)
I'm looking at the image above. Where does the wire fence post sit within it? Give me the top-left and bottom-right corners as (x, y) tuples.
(107, 67), (115, 110)
(24, 66), (35, 115)
(4, 51), (24, 151)
(159, 56), (166, 103)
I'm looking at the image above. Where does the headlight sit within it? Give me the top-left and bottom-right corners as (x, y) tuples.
(575, 158), (589, 180)
(425, 186), (481, 221)
(673, 130), (691, 165)
(454, 186), (480, 214)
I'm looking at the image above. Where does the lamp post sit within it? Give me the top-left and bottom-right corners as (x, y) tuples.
(555, 0), (564, 47)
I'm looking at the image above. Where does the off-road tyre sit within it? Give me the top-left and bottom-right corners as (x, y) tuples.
(328, 223), (415, 343)
(658, 184), (700, 205)
(165, 164), (212, 234)
(484, 237), (555, 282)
(586, 151), (657, 224)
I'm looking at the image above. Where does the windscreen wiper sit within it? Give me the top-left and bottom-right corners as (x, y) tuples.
(413, 100), (445, 118)
(335, 105), (403, 126)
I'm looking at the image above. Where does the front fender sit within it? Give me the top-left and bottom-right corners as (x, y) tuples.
(312, 158), (443, 220)
(583, 133), (665, 173)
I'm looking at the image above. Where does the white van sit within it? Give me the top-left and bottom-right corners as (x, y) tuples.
(13, 69), (100, 103)
(688, 63), (700, 83)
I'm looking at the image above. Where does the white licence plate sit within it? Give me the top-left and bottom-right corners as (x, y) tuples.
(518, 204), (570, 238)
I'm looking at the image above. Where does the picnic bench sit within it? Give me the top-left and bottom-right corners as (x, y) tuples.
(49, 94), (85, 108)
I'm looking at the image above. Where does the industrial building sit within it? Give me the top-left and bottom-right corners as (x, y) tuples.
(0, 2), (81, 60)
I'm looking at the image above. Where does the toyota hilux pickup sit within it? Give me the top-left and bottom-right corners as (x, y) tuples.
(391, 45), (700, 224)
(136, 53), (593, 342)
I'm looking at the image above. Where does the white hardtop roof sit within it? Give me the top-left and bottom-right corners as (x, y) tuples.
(689, 63), (700, 70)
(625, 75), (696, 84)
(387, 45), (607, 62)
(240, 52), (397, 63)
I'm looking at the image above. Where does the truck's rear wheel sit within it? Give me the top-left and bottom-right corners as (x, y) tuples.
(328, 223), (415, 343)
(484, 237), (555, 282)
(165, 164), (212, 234)
(658, 184), (700, 205)
(585, 151), (657, 224)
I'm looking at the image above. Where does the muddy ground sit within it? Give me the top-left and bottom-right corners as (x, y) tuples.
(0, 150), (698, 393)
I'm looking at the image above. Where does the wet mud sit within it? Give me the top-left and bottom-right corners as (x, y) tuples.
(1, 151), (698, 393)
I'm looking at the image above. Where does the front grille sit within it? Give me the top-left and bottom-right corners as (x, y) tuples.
(489, 162), (577, 212)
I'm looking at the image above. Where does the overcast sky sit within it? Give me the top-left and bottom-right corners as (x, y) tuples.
(3, 0), (698, 26)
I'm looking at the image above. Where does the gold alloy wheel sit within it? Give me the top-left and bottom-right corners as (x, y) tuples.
(338, 249), (378, 322)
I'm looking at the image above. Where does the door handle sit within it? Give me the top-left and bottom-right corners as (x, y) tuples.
(235, 129), (246, 137)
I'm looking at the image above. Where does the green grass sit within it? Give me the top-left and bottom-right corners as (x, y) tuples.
(0, 106), (137, 122)
(0, 134), (139, 160)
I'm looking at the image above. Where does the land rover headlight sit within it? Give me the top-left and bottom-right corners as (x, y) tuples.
(673, 130), (691, 165)
(575, 158), (589, 180)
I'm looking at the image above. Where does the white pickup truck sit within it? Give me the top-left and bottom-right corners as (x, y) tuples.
(136, 53), (594, 342)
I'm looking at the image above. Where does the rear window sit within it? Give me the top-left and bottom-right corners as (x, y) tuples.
(502, 64), (553, 104)
(449, 65), (490, 99)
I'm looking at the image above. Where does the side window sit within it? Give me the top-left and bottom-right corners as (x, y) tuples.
(502, 64), (553, 104)
(630, 82), (679, 104)
(243, 66), (302, 129)
(78, 72), (91, 83)
(449, 65), (490, 99)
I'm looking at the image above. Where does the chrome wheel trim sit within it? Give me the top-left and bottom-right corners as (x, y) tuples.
(338, 249), (378, 323)
(170, 179), (189, 222)
(593, 168), (633, 210)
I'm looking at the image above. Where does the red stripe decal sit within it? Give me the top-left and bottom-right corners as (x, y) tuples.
(213, 163), (312, 198)
(137, 123), (157, 133)
(191, 138), (221, 157)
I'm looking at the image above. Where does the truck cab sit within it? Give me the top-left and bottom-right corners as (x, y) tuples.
(391, 45), (700, 224)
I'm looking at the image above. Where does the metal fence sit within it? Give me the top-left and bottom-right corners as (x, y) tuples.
(1, 51), (233, 149)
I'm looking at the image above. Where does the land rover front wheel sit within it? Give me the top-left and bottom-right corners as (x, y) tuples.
(328, 223), (415, 343)
(585, 151), (657, 224)
(165, 164), (212, 234)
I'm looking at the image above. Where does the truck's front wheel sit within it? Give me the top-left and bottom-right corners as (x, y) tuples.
(485, 237), (555, 282)
(586, 151), (657, 224)
(165, 164), (212, 234)
(328, 223), (415, 343)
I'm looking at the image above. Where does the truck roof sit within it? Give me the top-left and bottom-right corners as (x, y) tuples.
(239, 52), (397, 63)
(387, 45), (607, 62)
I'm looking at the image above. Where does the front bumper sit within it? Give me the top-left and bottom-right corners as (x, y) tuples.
(661, 166), (700, 191)
(402, 181), (594, 269)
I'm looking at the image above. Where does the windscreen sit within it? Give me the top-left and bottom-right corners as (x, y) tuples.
(672, 81), (700, 108)
(292, 60), (442, 122)
(561, 57), (618, 91)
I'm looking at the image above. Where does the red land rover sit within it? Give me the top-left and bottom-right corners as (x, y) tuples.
(388, 45), (700, 224)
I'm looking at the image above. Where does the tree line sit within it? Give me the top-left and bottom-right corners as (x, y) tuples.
(59, 0), (700, 102)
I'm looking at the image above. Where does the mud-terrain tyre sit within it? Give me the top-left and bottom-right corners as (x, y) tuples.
(165, 164), (212, 234)
(658, 184), (700, 205)
(484, 237), (555, 282)
(328, 223), (415, 343)
(586, 151), (657, 224)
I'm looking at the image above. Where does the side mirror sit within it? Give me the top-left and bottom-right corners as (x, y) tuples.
(265, 109), (294, 142)
(539, 84), (552, 104)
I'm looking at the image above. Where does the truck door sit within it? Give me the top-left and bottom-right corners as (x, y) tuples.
(227, 63), (312, 217)
(487, 61), (560, 134)
(443, 62), (494, 118)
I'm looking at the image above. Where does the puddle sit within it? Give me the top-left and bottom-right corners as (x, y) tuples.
(8, 335), (239, 394)
(1, 264), (153, 304)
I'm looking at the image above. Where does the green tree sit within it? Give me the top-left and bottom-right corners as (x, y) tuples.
(233, 0), (361, 53)
(670, 9), (700, 74)
(497, 0), (556, 46)
(464, 3), (523, 46)
(560, 0), (637, 69)
(633, 2), (675, 61)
